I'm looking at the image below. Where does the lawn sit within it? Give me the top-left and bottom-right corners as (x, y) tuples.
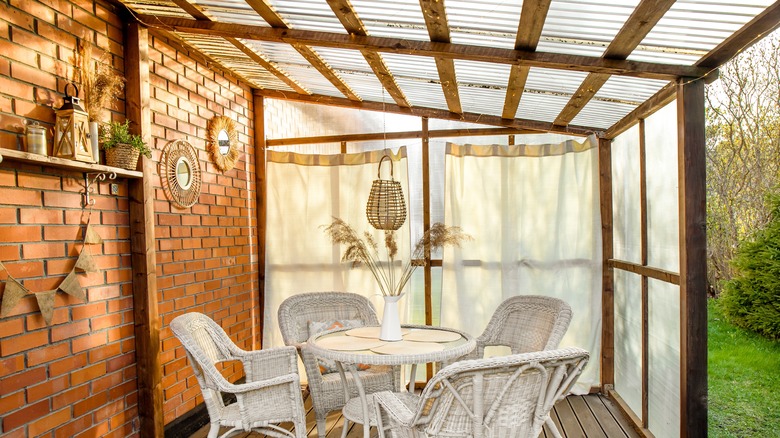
(708, 299), (780, 436)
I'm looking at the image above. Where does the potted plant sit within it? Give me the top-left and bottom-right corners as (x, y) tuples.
(101, 120), (152, 170)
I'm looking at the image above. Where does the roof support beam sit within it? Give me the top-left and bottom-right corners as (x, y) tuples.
(502, 0), (552, 119)
(553, 0), (676, 127)
(254, 88), (596, 136)
(137, 15), (709, 81)
(267, 127), (538, 146)
(420, 0), (462, 114)
(171, 0), (309, 94)
(326, 0), (411, 107)
(243, 0), (362, 101)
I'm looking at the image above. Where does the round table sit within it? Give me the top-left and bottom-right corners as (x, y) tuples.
(307, 324), (475, 438)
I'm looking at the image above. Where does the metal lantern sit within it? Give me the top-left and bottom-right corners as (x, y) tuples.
(366, 155), (407, 230)
(53, 83), (95, 163)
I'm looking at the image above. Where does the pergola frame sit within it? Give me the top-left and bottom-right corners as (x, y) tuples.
(118, 2), (780, 436)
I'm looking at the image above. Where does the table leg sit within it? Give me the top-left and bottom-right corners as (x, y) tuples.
(407, 364), (418, 393)
(335, 362), (371, 438)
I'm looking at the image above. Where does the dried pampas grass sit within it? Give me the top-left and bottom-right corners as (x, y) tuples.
(75, 39), (124, 122)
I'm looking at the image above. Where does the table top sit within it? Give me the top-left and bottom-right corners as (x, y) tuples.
(306, 324), (475, 366)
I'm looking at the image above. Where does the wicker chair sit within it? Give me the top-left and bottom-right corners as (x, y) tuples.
(278, 291), (401, 438)
(373, 347), (589, 438)
(171, 312), (307, 438)
(461, 295), (573, 361)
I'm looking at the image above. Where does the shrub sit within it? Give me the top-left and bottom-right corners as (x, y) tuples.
(721, 190), (780, 339)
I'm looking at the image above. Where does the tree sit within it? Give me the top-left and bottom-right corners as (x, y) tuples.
(706, 30), (780, 293)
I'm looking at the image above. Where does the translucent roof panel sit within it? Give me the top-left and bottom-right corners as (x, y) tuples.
(458, 85), (507, 117)
(571, 99), (638, 129)
(526, 68), (590, 96)
(444, 0), (521, 49)
(267, 0), (349, 33)
(121, 0), (193, 18)
(393, 77), (448, 112)
(240, 40), (343, 97)
(595, 76), (670, 105)
(454, 60), (511, 88)
(631, 0), (776, 65)
(350, 0), (431, 40)
(515, 93), (572, 123)
(312, 47), (391, 102)
(193, 0), (272, 26)
(177, 34), (296, 92)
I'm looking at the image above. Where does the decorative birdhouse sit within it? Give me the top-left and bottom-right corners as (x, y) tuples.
(53, 83), (95, 163)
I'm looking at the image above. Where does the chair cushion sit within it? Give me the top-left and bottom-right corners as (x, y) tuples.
(308, 319), (370, 374)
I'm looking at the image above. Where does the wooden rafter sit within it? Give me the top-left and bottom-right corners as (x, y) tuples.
(420, 0), (462, 114)
(243, 0), (361, 101)
(326, 0), (411, 107)
(502, 0), (552, 119)
(553, 0), (677, 127)
(267, 127), (537, 146)
(254, 88), (596, 135)
(138, 15), (710, 81)
(171, 0), (308, 95)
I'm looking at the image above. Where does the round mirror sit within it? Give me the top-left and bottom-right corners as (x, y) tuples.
(217, 129), (230, 155)
(175, 157), (192, 190)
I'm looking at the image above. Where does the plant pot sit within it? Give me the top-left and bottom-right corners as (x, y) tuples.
(105, 143), (140, 170)
(379, 294), (403, 341)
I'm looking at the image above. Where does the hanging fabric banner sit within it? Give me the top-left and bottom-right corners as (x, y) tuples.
(75, 250), (98, 273)
(1, 278), (28, 317)
(84, 224), (103, 244)
(59, 270), (86, 302)
(35, 290), (57, 325)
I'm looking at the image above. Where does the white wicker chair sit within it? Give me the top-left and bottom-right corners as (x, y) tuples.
(171, 312), (307, 438)
(373, 347), (589, 438)
(461, 295), (573, 361)
(278, 291), (401, 438)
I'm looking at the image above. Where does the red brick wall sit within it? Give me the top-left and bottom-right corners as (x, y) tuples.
(0, 0), (261, 434)
(146, 32), (260, 425)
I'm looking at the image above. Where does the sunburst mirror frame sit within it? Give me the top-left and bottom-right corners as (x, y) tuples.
(160, 139), (202, 209)
(206, 115), (240, 172)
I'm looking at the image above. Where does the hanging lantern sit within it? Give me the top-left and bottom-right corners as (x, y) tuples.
(53, 83), (95, 163)
(366, 155), (406, 231)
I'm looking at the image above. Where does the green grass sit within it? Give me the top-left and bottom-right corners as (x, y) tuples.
(708, 298), (780, 437)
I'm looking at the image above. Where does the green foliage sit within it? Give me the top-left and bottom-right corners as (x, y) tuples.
(100, 121), (152, 158)
(720, 191), (780, 339)
(709, 299), (780, 436)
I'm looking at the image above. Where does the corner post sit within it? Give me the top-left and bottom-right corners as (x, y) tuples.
(598, 137), (614, 391)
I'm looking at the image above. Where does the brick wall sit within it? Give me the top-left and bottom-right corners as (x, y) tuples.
(146, 32), (260, 425)
(0, 0), (260, 435)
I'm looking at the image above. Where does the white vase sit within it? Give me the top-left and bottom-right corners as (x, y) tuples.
(379, 294), (403, 341)
(89, 121), (100, 163)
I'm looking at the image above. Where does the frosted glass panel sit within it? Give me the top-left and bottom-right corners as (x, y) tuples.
(648, 278), (681, 437)
(645, 102), (680, 272)
(613, 269), (643, 419)
(612, 125), (642, 263)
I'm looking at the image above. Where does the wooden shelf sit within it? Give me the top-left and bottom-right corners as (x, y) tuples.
(0, 148), (143, 178)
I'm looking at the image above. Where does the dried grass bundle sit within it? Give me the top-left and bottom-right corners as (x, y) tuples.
(324, 218), (470, 296)
(76, 39), (124, 121)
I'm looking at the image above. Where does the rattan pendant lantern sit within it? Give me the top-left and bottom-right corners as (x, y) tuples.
(366, 155), (406, 231)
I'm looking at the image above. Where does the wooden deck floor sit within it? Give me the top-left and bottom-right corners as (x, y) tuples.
(189, 390), (640, 438)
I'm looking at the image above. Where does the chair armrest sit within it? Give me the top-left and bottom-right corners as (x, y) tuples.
(238, 345), (299, 382)
(373, 390), (416, 426)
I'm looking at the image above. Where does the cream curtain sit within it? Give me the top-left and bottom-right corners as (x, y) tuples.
(263, 148), (411, 349)
(441, 135), (602, 393)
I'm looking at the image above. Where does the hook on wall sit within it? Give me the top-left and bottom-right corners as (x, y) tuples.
(83, 171), (117, 207)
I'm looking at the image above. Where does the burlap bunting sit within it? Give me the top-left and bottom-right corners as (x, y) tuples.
(1, 278), (27, 318)
(75, 250), (99, 273)
(35, 290), (57, 325)
(59, 270), (86, 303)
(84, 224), (103, 244)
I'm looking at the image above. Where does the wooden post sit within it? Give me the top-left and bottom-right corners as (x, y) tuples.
(677, 78), (707, 438)
(638, 119), (649, 428)
(598, 137), (614, 391)
(254, 95), (267, 349)
(125, 22), (163, 437)
(422, 117), (432, 380)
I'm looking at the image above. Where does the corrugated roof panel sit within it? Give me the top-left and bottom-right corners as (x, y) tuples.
(515, 93), (572, 123)
(444, 0), (521, 48)
(311, 47), (392, 102)
(571, 99), (638, 129)
(192, 0), (271, 26)
(380, 54), (442, 82)
(351, 0), (430, 40)
(526, 68), (589, 96)
(393, 77), (448, 111)
(595, 76), (670, 104)
(267, 0), (348, 33)
(454, 60), (510, 88)
(458, 85), (506, 117)
(122, 0), (193, 18)
(240, 40), (344, 97)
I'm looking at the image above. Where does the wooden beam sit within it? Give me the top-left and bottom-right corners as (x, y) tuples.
(241, 0), (361, 101)
(677, 78), (707, 438)
(609, 259), (680, 285)
(502, 0), (552, 119)
(639, 119), (649, 428)
(254, 88), (597, 135)
(422, 116), (433, 380)
(225, 38), (310, 94)
(598, 137), (615, 392)
(125, 22), (163, 438)
(603, 83), (675, 139)
(553, 0), (677, 126)
(420, 0), (462, 113)
(326, 0), (411, 107)
(697, 1), (780, 68)
(137, 15), (710, 81)
(254, 94), (266, 349)
(266, 127), (538, 146)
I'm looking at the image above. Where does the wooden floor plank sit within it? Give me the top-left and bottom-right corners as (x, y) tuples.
(187, 393), (636, 437)
(568, 396), (608, 438)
